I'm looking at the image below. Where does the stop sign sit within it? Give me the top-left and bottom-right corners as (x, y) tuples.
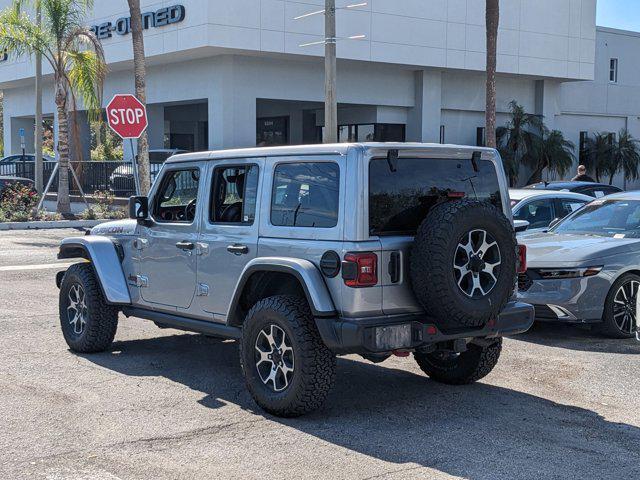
(106, 94), (148, 139)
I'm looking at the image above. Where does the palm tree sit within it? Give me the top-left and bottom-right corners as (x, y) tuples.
(0, 0), (106, 216)
(613, 129), (640, 188)
(496, 101), (543, 186)
(526, 128), (575, 184)
(127, 0), (150, 194)
(485, 0), (499, 148)
(584, 133), (613, 183)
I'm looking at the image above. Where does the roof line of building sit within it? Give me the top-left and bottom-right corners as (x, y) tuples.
(596, 25), (640, 38)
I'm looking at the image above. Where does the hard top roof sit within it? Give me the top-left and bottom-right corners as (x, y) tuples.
(165, 143), (499, 164)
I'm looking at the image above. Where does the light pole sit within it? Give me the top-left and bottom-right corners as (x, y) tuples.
(324, 0), (337, 144)
(295, 2), (367, 144)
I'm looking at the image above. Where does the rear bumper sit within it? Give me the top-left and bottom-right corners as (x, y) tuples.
(315, 301), (534, 355)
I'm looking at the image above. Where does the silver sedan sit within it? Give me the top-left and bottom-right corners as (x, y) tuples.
(517, 192), (640, 338)
(510, 189), (592, 233)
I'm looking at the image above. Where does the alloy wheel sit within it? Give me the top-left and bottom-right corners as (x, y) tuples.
(67, 284), (88, 336)
(453, 229), (502, 298)
(254, 324), (295, 392)
(612, 280), (639, 334)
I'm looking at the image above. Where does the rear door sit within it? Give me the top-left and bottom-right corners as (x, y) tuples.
(369, 154), (506, 315)
(196, 158), (264, 319)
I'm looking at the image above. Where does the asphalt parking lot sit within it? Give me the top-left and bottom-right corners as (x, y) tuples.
(1, 228), (639, 480)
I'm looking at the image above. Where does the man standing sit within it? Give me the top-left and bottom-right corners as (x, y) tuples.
(572, 165), (595, 182)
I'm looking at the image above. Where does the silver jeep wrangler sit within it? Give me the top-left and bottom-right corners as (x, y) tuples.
(57, 143), (534, 417)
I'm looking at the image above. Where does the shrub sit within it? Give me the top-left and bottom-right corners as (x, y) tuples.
(0, 183), (39, 222)
(79, 190), (126, 220)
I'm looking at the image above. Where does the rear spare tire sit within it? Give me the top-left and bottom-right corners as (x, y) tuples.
(410, 199), (516, 330)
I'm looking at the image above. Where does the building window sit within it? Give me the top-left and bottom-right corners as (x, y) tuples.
(439, 125), (445, 144)
(476, 127), (486, 147)
(579, 131), (588, 164)
(257, 116), (289, 146)
(334, 123), (405, 143)
(609, 58), (618, 83)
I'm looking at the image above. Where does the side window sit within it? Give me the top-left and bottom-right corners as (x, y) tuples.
(513, 199), (556, 229)
(271, 162), (340, 228)
(154, 168), (200, 223)
(557, 199), (587, 218)
(211, 165), (259, 224)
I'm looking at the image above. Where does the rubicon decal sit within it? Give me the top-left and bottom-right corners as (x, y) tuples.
(91, 5), (186, 40)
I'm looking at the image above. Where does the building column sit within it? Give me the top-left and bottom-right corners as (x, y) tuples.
(535, 80), (561, 130)
(209, 58), (257, 150)
(407, 70), (442, 143)
(10, 117), (35, 155)
(146, 103), (165, 150)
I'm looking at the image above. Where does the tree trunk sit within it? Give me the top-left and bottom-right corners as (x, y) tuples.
(485, 0), (499, 148)
(55, 85), (71, 217)
(128, 0), (151, 194)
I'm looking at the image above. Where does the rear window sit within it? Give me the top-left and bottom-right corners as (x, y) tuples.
(369, 157), (502, 236)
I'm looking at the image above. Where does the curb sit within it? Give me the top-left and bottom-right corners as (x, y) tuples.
(0, 219), (110, 231)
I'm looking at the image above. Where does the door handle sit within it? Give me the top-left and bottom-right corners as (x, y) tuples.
(227, 244), (249, 255)
(176, 241), (195, 251)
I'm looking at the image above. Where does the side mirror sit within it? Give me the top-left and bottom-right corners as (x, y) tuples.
(129, 196), (151, 225)
(514, 220), (530, 233)
(548, 218), (561, 229)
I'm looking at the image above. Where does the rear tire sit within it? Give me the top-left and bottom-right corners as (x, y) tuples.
(414, 338), (502, 385)
(597, 273), (639, 339)
(239, 295), (337, 417)
(59, 263), (119, 353)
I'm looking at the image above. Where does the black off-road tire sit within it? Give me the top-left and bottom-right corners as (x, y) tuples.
(410, 199), (516, 330)
(59, 263), (119, 353)
(414, 338), (502, 385)
(239, 295), (337, 417)
(596, 273), (639, 339)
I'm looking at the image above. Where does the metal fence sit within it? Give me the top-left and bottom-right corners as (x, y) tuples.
(0, 161), (163, 197)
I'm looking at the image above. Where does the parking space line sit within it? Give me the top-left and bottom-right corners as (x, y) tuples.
(0, 262), (75, 272)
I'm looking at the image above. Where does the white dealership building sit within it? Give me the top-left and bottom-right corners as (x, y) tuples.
(0, 0), (638, 185)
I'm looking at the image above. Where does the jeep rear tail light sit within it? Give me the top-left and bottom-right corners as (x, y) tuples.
(342, 253), (378, 287)
(517, 244), (527, 274)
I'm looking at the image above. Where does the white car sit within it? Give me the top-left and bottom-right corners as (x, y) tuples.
(510, 189), (592, 233)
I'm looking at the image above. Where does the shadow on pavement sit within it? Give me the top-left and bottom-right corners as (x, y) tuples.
(84, 333), (640, 479)
(515, 321), (640, 354)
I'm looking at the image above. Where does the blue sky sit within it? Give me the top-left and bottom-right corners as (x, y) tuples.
(597, 0), (640, 31)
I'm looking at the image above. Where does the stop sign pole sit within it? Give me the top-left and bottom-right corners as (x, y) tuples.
(106, 94), (149, 196)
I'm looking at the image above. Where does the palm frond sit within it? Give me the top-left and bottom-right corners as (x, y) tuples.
(0, 6), (55, 66)
(66, 48), (106, 120)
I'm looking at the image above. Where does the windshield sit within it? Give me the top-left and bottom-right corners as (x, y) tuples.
(552, 199), (640, 238)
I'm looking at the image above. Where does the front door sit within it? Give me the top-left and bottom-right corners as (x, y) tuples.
(197, 159), (263, 318)
(138, 165), (202, 309)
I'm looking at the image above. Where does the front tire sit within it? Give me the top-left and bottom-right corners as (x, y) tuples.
(414, 338), (502, 385)
(597, 273), (639, 339)
(59, 263), (119, 353)
(239, 295), (336, 417)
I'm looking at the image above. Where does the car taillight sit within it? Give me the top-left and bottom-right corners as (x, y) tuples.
(342, 252), (378, 287)
(517, 244), (527, 274)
